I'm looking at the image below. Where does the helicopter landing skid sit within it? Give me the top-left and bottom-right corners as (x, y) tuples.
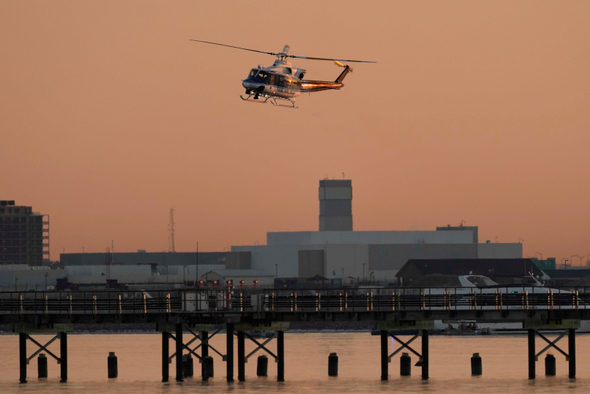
(269, 97), (297, 109)
(239, 94), (297, 109)
(240, 93), (271, 104)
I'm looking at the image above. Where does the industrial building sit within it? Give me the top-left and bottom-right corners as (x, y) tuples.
(229, 179), (522, 282)
(53, 179), (523, 287)
(61, 251), (226, 268)
(57, 252), (228, 288)
(0, 200), (49, 266)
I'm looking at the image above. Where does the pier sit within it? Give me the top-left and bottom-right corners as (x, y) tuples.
(2, 286), (589, 383)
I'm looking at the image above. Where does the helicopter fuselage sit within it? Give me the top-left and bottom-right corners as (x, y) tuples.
(241, 60), (347, 100)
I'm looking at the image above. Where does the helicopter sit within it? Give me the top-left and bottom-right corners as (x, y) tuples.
(190, 40), (376, 108)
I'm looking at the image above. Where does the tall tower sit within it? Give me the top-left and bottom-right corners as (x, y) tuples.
(319, 180), (353, 231)
(168, 208), (176, 252)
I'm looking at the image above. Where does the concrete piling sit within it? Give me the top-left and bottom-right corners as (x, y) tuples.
(107, 352), (118, 378)
(38, 354), (48, 378)
(471, 353), (482, 376)
(400, 353), (411, 376)
(257, 355), (268, 377)
(328, 353), (338, 376)
(545, 354), (556, 376)
(202, 356), (214, 381)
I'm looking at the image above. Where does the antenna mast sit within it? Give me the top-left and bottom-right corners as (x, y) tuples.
(168, 208), (176, 252)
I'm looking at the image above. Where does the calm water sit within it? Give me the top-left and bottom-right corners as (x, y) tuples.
(1, 332), (589, 393)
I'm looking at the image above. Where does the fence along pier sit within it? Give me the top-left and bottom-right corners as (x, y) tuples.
(2, 286), (589, 382)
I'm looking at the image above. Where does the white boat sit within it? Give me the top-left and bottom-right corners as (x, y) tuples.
(426, 275), (590, 334)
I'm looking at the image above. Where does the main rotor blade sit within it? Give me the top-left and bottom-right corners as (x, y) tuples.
(189, 39), (277, 56)
(287, 55), (376, 63)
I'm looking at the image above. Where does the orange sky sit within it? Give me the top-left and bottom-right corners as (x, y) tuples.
(1, 1), (589, 264)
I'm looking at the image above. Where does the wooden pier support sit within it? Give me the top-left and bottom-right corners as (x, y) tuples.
(201, 331), (209, 379)
(175, 323), (183, 382)
(400, 353), (411, 376)
(14, 324), (73, 384)
(226, 323), (234, 383)
(237, 331), (245, 382)
(202, 356), (214, 380)
(38, 354), (48, 378)
(277, 330), (285, 382)
(59, 332), (68, 383)
(545, 354), (556, 376)
(257, 355), (268, 376)
(524, 319), (580, 380)
(182, 354), (193, 377)
(19, 333), (26, 383)
(380, 330), (388, 381)
(568, 328), (576, 379)
(328, 353), (338, 377)
(471, 353), (482, 376)
(108, 352), (118, 378)
(162, 332), (169, 382)
(201, 331), (209, 358)
(421, 330), (429, 380)
(528, 329), (535, 379)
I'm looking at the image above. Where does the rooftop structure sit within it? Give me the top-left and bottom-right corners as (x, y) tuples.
(319, 179), (352, 231)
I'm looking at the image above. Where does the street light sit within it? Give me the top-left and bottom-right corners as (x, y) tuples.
(363, 263), (366, 283)
(561, 258), (569, 268)
(571, 255), (581, 267)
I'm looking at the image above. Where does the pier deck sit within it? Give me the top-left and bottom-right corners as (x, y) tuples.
(4, 286), (589, 383)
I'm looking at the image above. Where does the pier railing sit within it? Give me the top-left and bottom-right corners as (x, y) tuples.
(0, 286), (589, 315)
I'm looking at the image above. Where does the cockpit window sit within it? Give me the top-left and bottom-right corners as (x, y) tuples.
(247, 69), (268, 83)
